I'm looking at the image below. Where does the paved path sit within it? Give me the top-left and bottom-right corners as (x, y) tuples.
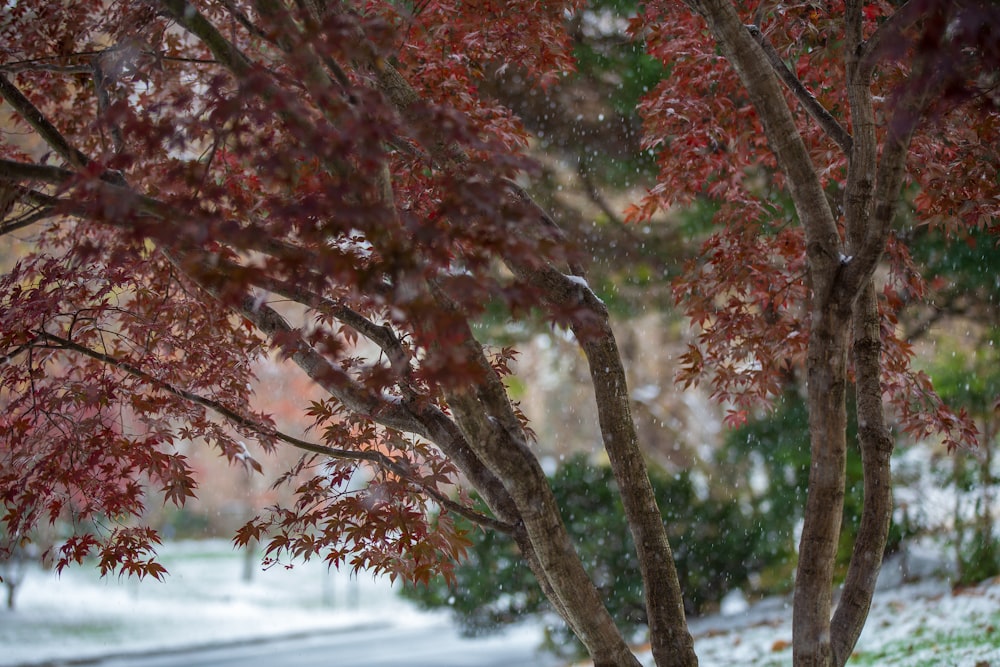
(84, 623), (563, 667)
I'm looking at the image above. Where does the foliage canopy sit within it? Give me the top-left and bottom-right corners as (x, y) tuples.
(1, 1), (998, 666)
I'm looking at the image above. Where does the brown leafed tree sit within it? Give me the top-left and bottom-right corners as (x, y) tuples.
(0, 2), (997, 666)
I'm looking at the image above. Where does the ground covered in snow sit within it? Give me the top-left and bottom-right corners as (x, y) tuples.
(679, 575), (1000, 667)
(0, 540), (438, 666)
(2, 540), (998, 667)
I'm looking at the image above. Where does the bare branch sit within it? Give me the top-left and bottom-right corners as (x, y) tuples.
(0, 185), (56, 236)
(231, 293), (425, 434)
(577, 160), (624, 227)
(0, 205), (55, 237)
(247, 273), (412, 376)
(746, 25), (853, 154)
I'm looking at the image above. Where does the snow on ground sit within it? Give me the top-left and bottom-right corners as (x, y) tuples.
(2, 539), (999, 667)
(0, 539), (443, 667)
(676, 575), (1000, 666)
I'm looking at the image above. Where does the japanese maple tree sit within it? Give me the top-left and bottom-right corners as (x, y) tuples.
(0, 1), (690, 665)
(631, 0), (999, 664)
(1, 2), (997, 667)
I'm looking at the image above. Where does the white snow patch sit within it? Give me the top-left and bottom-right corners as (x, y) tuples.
(0, 539), (436, 667)
(565, 274), (605, 305)
(632, 383), (661, 404)
(632, 576), (1000, 667)
(719, 589), (750, 616)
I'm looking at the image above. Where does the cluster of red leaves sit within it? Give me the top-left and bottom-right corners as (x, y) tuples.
(0, 224), (273, 574)
(55, 528), (167, 581)
(673, 200), (808, 425)
(392, 0), (582, 89)
(236, 409), (470, 586)
(630, 0), (998, 441)
(877, 234), (978, 452)
(1, 0), (579, 580)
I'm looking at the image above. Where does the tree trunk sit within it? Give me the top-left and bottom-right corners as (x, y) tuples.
(794, 300), (851, 667)
(437, 313), (643, 667)
(504, 259), (697, 667)
(830, 281), (895, 665)
(576, 323), (697, 667)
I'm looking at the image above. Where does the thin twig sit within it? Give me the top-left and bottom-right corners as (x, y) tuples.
(0, 62), (93, 74)
(0, 206), (54, 237)
(746, 25), (853, 154)
(219, 0), (271, 41)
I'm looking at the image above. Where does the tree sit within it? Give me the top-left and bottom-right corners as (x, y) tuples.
(1, 2), (692, 665)
(631, 0), (999, 664)
(0, 3), (997, 667)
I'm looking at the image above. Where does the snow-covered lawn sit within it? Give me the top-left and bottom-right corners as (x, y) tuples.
(0, 539), (441, 667)
(2, 539), (998, 667)
(679, 575), (1000, 667)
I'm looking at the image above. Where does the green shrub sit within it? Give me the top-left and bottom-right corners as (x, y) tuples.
(401, 454), (774, 651)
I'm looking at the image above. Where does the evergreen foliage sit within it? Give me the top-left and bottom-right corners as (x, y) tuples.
(404, 454), (772, 649)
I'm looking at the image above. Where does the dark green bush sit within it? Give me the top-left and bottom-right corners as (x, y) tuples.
(401, 454), (774, 650)
(719, 389), (916, 587)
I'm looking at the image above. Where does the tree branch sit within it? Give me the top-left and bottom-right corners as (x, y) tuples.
(245, 272), (412, 377)
(0, 186), (57, 236)
(841, 81), (932, 298)
(0, 62), (93, 74)
(842, 0), (878, 290)
(0, 73), (93, 171)
(502, 257), (696, 667)
(232, 293), (426, 435)
(157, 0), (253, 77)
(0, 207), (51, 237)
(218, 0), (271, 41)
(857, 0), (916, 71)
(426, 287), (640, 666)
(830, 282), (895, 664)
(0, 158), (324, 267)
(746, 25), (853, 154)
(34, 330), (510, 534)
(688, 0), (843, 296)
(577, 159), (625, 227)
